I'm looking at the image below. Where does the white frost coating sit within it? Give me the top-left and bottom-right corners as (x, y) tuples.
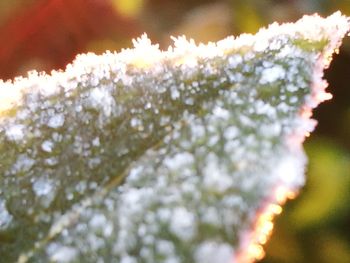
(163, 257), (180, 263)
(201, 207), (221, 226)
(223, 126), (239, 140)
(228, 55), (243, 68)
(45, 157), (59, 166)
(50, 246), (78, 263)
(0, 199), (13, 229)
(47, 114), (65, 128)
(88, 87), (115, 117)
(38, 75), (61, 97)
(170, 85), (180, 100)
(271, 151), (307, 189)
(156, 240), (176, 255)
(41, 140), (54, 153)
(212, 106), (230, 120)
(32, 178), (54, 197)
(120, 256), (137, 263)
(253, 38), (270, 52)
(120, 188), (145, 214)
(260, 65), (286, 84)
(163, 152), (195, 170)
(235, 12), (350, 262)
(169, 207), (196, 241)
(251, 12), (349, 52)
(157, 208), (172, 223)
(203, 154), (233, 193)
(194, 241), (233, 263)
(130, 117), (142, 128)
(130, 34), (162, 65)
(5, 124), (25, 141)
(12, 154), (35, 173)
(255, 100), (276, 116)
(190, 123), (206, 139)
(92, 137), (100, 147)
(89, 214), (107, 230)
(128, 166), (143, 182)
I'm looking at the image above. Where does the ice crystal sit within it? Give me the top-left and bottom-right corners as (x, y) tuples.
(5, 124), (26, 141)
(47, 113), (65, 129)
(41, 140), (54, 152)
(0, 12), (349, 263)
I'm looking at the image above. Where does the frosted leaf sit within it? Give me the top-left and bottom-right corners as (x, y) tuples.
(0, 11), (348, 263)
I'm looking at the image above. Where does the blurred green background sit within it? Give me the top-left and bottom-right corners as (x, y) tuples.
(0, 1), (349, 262)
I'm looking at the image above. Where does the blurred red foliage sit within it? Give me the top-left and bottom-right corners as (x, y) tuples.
(0, 0), (141, 80)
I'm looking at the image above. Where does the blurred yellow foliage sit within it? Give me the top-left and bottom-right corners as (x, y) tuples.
(169, 3), (232, 44)
(318, 234), (350, 263)
(112, 0), (143, 18)
(233, 1), (263, 34)
(290, 137), (350, 228)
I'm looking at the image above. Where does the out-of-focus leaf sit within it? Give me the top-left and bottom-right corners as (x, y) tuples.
(169, 3), (232, 43)
(262, 223), (305, 263)
(290, 137), (350, 228)
(317, 234), (350, 263)
(231, 0), (265, 33)
(112, 0), (144, 18)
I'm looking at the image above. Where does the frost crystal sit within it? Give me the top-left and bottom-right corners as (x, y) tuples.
(0, 199), (13, 229)
(12, 154), (35, 173)
(47, 114), (65, 128)
(260, 65), (286, 84)
(88, 87), (115, 117)
(169, 207), (196, 241)
(41, 140), (54, 152)
(194, 241), (233, 263)
(32, 178), (54, 197)
(5, 124), (25, 141)
(49, 246), (78, 262)
(0, 12), (348, 263)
